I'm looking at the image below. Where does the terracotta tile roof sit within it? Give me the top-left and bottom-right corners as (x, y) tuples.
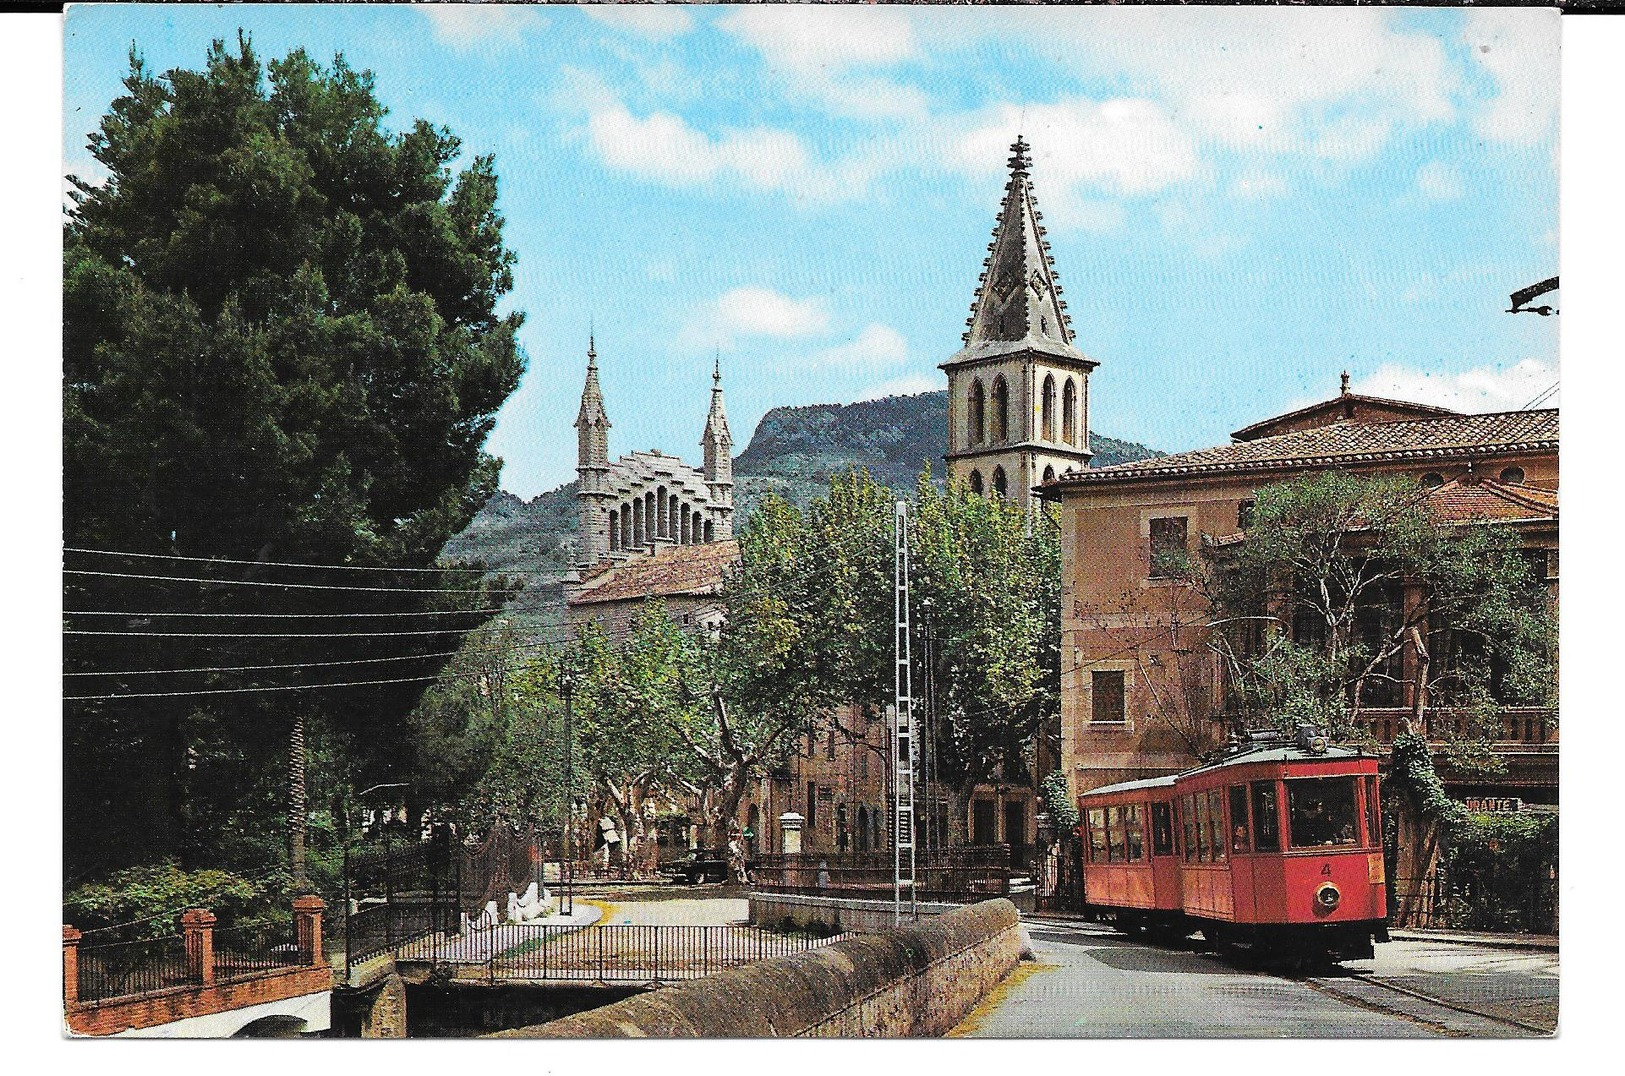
(1204, 476), (1555, 547)
(568, 541), (739, 607)
(1422, 476), (1557, 523)
(1230, 392), (1458, 441)
(1050, 409), (1558, 487)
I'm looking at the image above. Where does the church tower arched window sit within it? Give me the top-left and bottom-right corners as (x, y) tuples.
(1041, 374), (1056, 442)
(992, 466), (1008, 498)
(968, 379), (986, 446)
(1062, 378), (1077, 446)
(990, 375), (1010, 443)
(1042, 465), (1056, 484)
(969, 469), (984, 495)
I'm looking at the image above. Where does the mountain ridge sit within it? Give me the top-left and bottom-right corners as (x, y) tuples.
(442, 389), (1163, 630)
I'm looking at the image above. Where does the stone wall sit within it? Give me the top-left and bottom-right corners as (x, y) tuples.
(490, 898), (1022, 1038)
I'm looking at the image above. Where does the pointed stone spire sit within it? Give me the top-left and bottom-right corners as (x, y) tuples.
(575, 336), (613, 566)
(702, 352), (733, 539)
(948, 136), (1086, 366)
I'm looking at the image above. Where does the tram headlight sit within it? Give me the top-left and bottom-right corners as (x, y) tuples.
(1315, 882), (1341, 912)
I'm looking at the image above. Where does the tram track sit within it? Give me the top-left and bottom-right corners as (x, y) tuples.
(1304, 971), (1552, 1036)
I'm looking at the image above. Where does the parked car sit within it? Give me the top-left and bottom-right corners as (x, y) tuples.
(665, 848), (730, 885)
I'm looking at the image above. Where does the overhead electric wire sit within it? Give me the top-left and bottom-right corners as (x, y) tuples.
(67, 673), (466, 701)
(64, 568), (493, 595)
(67, 626), (504, 639)
(1520, 381), (1559, 410)
(65, 546), (493, 574)
(65, 646), (534, 677)
(66, 607), (507, 619)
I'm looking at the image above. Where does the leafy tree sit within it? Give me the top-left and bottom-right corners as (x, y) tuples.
(63, 35), (524, 887)
(1171, 471), (1555, 921)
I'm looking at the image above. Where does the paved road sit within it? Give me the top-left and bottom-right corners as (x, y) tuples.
(952, 920), (1553, 1038)
(588, 896), (749, 927)
(1314, 939), (1558, 1034)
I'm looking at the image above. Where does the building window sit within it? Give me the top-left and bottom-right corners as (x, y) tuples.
(1500, 465), (1526, 485)
(1062, 378), (1077, 445)
(608, 509), (620, 551)
(969, 469), (984, 495)
(1041, 374), (1056, 441)
(991, 466), (1008, 498)
(1091, 670), (1126, 724)
(806, 782), (816, 831)
(826, 727), (837, 760)
(1042, 464), (1056, 484)
(1237, 501), (1255, 530)
(1148, 516), (1188, 579)
(1420, 472), (1444, 489)
(968, 379), (985, 446)
(990, 375), (1010, 443)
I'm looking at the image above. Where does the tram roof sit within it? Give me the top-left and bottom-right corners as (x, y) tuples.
(1181, 742), (1372, 775)
(1081, 774), (1178, 797)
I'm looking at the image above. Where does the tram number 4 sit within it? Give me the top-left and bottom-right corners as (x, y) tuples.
(1320, 863), (1332, 877)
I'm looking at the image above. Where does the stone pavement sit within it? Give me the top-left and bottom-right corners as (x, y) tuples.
(951, 919), (1436, 1038)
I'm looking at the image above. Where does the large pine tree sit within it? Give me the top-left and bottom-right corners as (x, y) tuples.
(64, 35), (525, 885)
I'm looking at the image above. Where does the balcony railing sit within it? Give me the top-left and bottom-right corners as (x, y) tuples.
(1355, 707), (1556, 747)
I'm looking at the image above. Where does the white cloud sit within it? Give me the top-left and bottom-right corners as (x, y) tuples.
(720, 6), (916, 73)
(856, 372), (940, 402)
(582, 5), (695, 40)
(953, 98), (1201, 202)
(1352, 358), (1558, 413)
(718, 6), (927, 121)
(717, 287), (829, 339)
(934, 7), (1457, 163)
(1230, 171), (1290, 200)
(1463, 9), (1560, 147)
(421, 5), (544, 50)
(804, 324), (910, 374)
(585, 100), (861, 201)
(1416, 160), (1465, 201)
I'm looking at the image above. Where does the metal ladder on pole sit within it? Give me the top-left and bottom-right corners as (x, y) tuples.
(893, 501), (917, 925)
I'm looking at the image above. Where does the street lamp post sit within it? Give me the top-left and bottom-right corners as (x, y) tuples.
(558, 666), (576, 917)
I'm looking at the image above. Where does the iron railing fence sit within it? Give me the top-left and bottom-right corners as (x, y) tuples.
(472, 924), (845, 984)
(76, 934), (190, 1004)
(212, 921), (299, 982)
(751, 845), (1011, 901)
(1391, 870), (1558, 935)
(346, 898), (462, 968)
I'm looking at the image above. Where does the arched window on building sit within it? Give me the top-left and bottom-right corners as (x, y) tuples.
(608, 509), (620, 552)
(968, 378), (986, 446)
(969, 469), (984, 495)
(992, 466), (1008, 498)
(1042, 465), (1056, 484)
(632, 498), (644, 548)
(1041, 374), (1056, 442)
(1062, 378), (1077, 445)
(669, 498), (681, 541)
(704, 518), (715, 543)
(621, 505), (632, 551)
(681, 507), (691, 545)
(645, 492), (656, 544)
(990, 375), (1010, 443)
(656, 487), (668, 539)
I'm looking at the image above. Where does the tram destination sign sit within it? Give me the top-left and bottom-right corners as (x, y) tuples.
(1463, 797), (1524, 813)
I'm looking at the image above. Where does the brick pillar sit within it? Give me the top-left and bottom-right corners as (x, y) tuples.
(62, 926), (81, 1007)
(293, 894), (325, 967)
(180, 908), (216, 986)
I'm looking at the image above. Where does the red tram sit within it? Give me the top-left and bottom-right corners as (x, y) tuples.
(1077, 727), (1388, 964)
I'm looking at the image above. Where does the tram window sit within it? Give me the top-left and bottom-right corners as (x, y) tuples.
(1151, 802), (1175, 857)
(1287, 777), (1360, 848)
(1189, 799), (1202, 871)
(1251, 782), (1281, 852)
(1228, 785), (1251, 854)
(1207, 789), (1227, 862)
(1364, 776), (1382, 848)
(1087, 808), (1106, 864)
(1125, 804), (1145, 862)
(1193, 794), (1210, 862)
(1106, 806), (1126, 862)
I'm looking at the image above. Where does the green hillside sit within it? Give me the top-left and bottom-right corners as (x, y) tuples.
(442, 389), (1163, 631)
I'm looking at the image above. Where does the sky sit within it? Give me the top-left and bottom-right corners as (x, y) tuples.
(63, 3), (1561, 499)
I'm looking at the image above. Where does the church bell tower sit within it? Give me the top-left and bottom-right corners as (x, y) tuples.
(942, 137), (1097, 513)
(575, 337), (613, 567)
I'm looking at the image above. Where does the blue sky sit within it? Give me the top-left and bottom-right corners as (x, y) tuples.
(63, 3), (1560, 499)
